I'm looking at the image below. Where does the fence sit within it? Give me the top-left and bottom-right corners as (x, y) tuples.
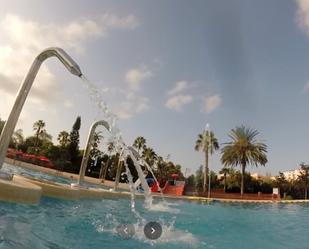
(184, 187), (280, 200)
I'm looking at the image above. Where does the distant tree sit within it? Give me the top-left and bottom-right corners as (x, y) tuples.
(11, 129), (24, 149)
(19, 136), (36, 153)
(158, 161), (184, 184)
(142, 147), (157, 168)
(33, 120), (46, 153)
(209, 170), (220, 189)
(195, 165), (204, 191)
(173, 163), (185, 180)
(221, 126), (267, 196)
(219, 167), (232, 193)
(225, 168), (241, 191)
(133, 136), (146, 154)
(155, 156), (165, 181)
(186, 174), (196, 187)
(297, 163), (309, 200)
(39, 139), (54, 157)
(89, 131), (103, 159)
(275, 172), (288, 197)
(57, 131), (70, 148)
(68, 116), (81, 166)
(40, 130), (52, 142)
(100, 141), (115, 180)
(195, 129), (219, 193)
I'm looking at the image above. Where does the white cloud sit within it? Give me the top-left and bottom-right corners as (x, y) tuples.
(125, 66), (152, 91)
(296, 0), (309, 34)
(165, 94), (193, 111)
(165, 81), (193, 111)
(165, 81), (222, 113)
(115, 65), (153, 118)
(115, 92), (149, 119)
(101, 14), (139, 30)
(0, 13), (139, 106)
(203, 95), (222, 114)
(167, 81), (190, 96)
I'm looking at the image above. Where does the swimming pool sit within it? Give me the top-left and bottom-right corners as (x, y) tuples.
(2, 163), (109, 190)
(0, 195), (308, 249)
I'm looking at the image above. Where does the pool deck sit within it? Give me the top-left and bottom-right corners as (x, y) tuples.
(4, 158), (309, 204)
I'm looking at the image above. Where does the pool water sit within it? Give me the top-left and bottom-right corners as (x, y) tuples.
(1, 163), (308, 248)
(2, 163), (108, 189)
(0, 196), (308, 249)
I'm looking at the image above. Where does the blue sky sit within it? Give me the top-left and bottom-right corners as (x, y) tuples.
(1, 0), (309, 175)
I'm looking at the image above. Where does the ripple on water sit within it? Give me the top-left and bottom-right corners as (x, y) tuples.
(0, 195), (308, 249)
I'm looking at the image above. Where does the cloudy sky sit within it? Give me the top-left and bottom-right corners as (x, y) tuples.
(1, 0), (309, 175)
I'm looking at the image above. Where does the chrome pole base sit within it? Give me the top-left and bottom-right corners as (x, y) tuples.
(70, 183), (79, 188)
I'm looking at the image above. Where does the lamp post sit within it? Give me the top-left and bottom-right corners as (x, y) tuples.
(205, 124), (211, 199)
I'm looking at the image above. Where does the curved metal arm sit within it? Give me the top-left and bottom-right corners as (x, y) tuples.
(0, 47), (82, 170)
(78, 120), (110, 184)
(37, 48), (82, 77)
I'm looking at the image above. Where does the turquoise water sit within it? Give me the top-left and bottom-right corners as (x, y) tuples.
(2, 163), (107, 189)
(0, 197), (308, 249)
(1, 163), (309, 248)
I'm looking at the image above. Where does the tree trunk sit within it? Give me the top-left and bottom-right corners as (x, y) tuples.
(203, 148), (209, 193)
(241, 163), (245, 197)
(305, 184), (308, 200)
(34, 131), (40, 155)
(223, 173), (226, 193)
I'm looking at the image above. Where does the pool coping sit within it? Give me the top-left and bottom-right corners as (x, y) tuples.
(0, 175), (42, 204)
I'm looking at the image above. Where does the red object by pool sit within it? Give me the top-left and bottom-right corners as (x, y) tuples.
(171, 173), (179, 179)
(6, 149), (54, 168)
(150, 181), (159, 192)
(162, 180), (185, 196)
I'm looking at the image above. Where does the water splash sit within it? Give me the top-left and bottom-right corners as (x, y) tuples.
(80, 75), (182, 247)
(141, 158), (165, 200)
(125, 149), (152, 208)
(80, 75), (122, 149)
(137, 157), (181, 213)
(96, 217), (199, 246)
(80, 75), (152, 208)
(147, 201), (180, 213)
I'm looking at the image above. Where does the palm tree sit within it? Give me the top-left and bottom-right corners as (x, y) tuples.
(297, 163), (309, 200)
(100, 141), (115, 181)
(33, 120), (46, 153)
(221, 126), (267, 196)
(195, 129), (219, 193)
(219, 167), (231, 193)
(133, 136), (146, 154)
(142, 147), (157, 168)
(90, 131), (104, 158)
(275, 172), (288, 197)
(57, 131), (70, 148)
(155, 156), (165, 180)
(33, 120), (45, 135)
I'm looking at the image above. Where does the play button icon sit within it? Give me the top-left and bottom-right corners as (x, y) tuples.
(144, 221), (162, 240)
(116, 224), (135, 239)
